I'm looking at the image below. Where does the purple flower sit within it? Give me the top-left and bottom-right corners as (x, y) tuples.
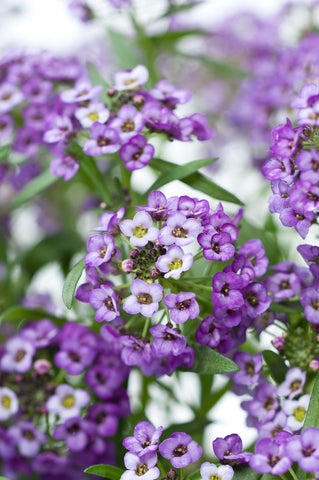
(84, 232), (115, 267)
(159, 212), (201, 247)
(213, 434), (252, 463)
(232, 351), (263, 386)
(282, 394), (310, 431)
(92, 208), (125, 234)
(243, 282), (272, 317)
(159, 432), (202, 468)
(285, 427), (319, 472)
(83, 122), (120, 156)
(22, 77), (52, 104)
(121, 452), (159, 480)
(280, 207), (314, 239)
(0, 387), (19, 421)
(300, 286), (319, 323)
(89, 284), (119, 322)
(110, 104), (144, 142)
(8, 421), (47, 458)
(0, 83), (24, 113)
(61, 79), (102, 103)
(123, 279), (163, 317)
(54, 337), (96, 374)
(258, 411), (290, 440)
(150, 324), (187, 356)
(20, 318), (58, 348)
(238, 239), (269, 277)
(277, 367), (306, 398)
(195, 316), (233, 354)
(136, 190), (170, 220)
(120, 211), (159, 247)
(75, 100), (110, 127)
(241, 382), (279, 423)
(121, 336), (152, 374)
(87, 403), (119, 437)
(150, 80), (192, 106)
(164, 292), (199, 324)
(53, 416), (95, 452)
(200, 462), (234, 480)
(156, 245), (193, 279)
(198, 230), (235, 262)
(1, 336), (35, 373)
(123, 421), (163, 455)
(211, 272), (244, 309)
(119, 134), (154, 171)
(113, 65), (149, 91)
(50, 154), (79, 181)
(249, 438), (291, 475)
(46, 384), (90, 420)
(0, 114), (13, 140)
(43, 115), (73, 143)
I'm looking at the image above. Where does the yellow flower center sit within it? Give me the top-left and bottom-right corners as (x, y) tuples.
(169, 259), (183, 270)
(88, 112), (99, 122)
(62, 395), (75, 409)
(133, 224), (147, 238)
(293, 407), (306, 422)
(1, 395), (11, 409)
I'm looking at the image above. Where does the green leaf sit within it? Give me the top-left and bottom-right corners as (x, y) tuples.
(84, 464), (124, 479)
(160, 3), (202, 18)
(149, 29), (209, 43)
(163, 417), (210, 439)
(108, 29), (140, 70)
(11, 169), (58, 209)
(190, 344), (240, 375)
(150, 158), (243, 206)
(87, 62), (111, 107)
(0, 144), (11, 163)
(188, 470), (201, 480)
(62, 258), (85, 309)
(233, 466), (262, 480)
(263, 350), (288, 384)
(68, 141), (111, 203)
(146, 157), (218, 196)
(0, 306), (66, 327)
(303, 371), (319, 429)
(0, 476), (12, 480)
(269, 300), (303, 314)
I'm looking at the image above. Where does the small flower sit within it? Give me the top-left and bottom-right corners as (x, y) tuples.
(159, 212), (201, 247)
(110, 104), (144, 142)
(121, 452), (159, 480)
(282, 394), (310, 431)
(150, 324), (187, 356)
(232, 351), (263, 386)
(84, 232), (115, 267)
(200, 462), (234, 480)
(164, 292), (199, 324)
(159, 432), (202, 468)
(46, 384), (90, 420)
(277, 367), (306, 399)
(8, 421), (47, 458)
(83, 122), (120, 156)
(285, 427), (319, 472)
(213, 434), (252, 464)
(60, 79), (102, 103)
(50, 153), (79, 181)
(123, 421), (163, 455)
(53, 416), (95, 452)
(1, 336), (35, 373)
(75, 100), (110, 127)
(123, 279), (163, 317)
(156, 245), (193, 279)
(113, 65), (149, 91)
(89, 284), (119, 322)
(0, 387), (19, 421)
(249, 438), (291, 475)
(119, 134), (154, 171)
(120, 211), (158, 247)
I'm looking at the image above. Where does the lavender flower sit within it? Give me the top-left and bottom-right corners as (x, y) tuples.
(249, 438), (291, 475)
(277, 367), (306, 398)
(89, 284), (119, 322)
(123, 279), (163, 317)
(1, 336), (35, 373)
(50, 154), (79, 181)
(156, 245), (193, 279)
(159, 212), (201, 247)
(113, 65), (149, 91)
(120, 211), (158, 247)
(159, 432), (202, 468)
(46, 384), (90, 420)
(121, 452), (159, 480)
(164, 292), (199, 324)
(75, 100), (110, 127)
(123, 421), (163, 455)
(84, 233), (115, 267)
(8, 421), (47, 458)
(285, 427), (319, 472)
(150, 324), (187, 356)
(83, 122), (120, 156)
(200, 462), (234, 480)
(282, 394), (310, 431)
(232, 352), (263, 386)
(213, 434), (252, 463)
(119, 135), (154, 170)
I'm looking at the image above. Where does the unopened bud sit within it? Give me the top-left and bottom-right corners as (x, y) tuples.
(130, 249), (138, 259)
(107, 87), (116, 97)
(150, 269), (159, 278)
(122, 259), (134, 273)
(34, 359), (52, 375)
(310, 359), (319, 372)
(272, 336), (285, 351)
(167, 470), (178, 480)
(133, 94), (144, 106)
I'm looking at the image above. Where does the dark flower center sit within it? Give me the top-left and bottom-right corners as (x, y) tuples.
(15, 350), (26, 362)
(271, 426), (282, 439)
(76, 89), (89, 97)
(98, 247), (107, 257)
(173, 444), (187, 457)
(132, 148), (143, 160)
(303, 446), (316, 457)
(163, 332), (177, 341)
(67, 424), (80, 435)
(311, 299), (319, 311)
(268, 455), (281, 467)
(135, 464), (148, 476)
(245, 360), (255, 376)
(246, 293), (259, 307)
(68, 352), (80, 362)
(221, 284), (230, 296)
(311, 159), (319, 171)
(171, 227), (188, 238)
(290, 380), (301, 392)
(279, 280), (290, 290)
(121, 120), (135, 132)
(22, 429), (36, 440)
(175, 299), (191, 311)
(295, 211), (305, 221)
(308, 192), (319, 201)
(0, 122), (5, 130)
(97, 136), (112, 147)
(104, 296), (115, 311)
(264, 396), (275, 411)
(96, 373), (105, 384)
(2, 93), (12, 101)
(142, 440), (151, 448)
(211, 243), (220, 253)
(137, 293), (153, 304)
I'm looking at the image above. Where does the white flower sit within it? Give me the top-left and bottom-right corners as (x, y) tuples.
(0, 387), (19, 421)
(282, 394), (310, 431)
(46, 384), (90, 420)
(200, 462), (234, 480)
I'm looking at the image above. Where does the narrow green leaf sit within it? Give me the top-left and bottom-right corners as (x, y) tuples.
(0, 476), (11, 480)
(11, 169), (58, 209)
(188, 470), (201, 480)
(160, 3), (202, 18)
(146, 157), (218, 196)
(150, 29), (209, 43)
(62, 258), (85, 309)
(0, 306), (66, 326)
(303, 371), (319, 429)
(269, 301), (303, 314)
(108, 29), (140, 69)
(84, 464), (124, 479)
(68, 141), (111, 203)
(150, 158), (243, 206)
(0, 144), (11, 163)
(190, 344), (239, 375)
(263, 350), (288, 384)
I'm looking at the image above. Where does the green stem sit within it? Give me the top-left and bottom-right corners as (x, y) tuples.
(156, 459), (167, 479)
(121, 163), (132, 189)
(288, 468), (299, 480)
(193, 250), (203, 262)
(142, 317), (151, 337)
(180, 468), (184, 480)
(278, 475), (288, 480)
(124, 316), (136, 329)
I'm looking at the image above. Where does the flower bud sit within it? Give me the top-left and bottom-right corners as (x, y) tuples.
(310, 359), (319, 372)
(272, 336), (284, 351)
(122, 259), (134, 273)
(34, 359), (52, 374)
(130, 249), (138, 259)
(107, 87), (116, 97)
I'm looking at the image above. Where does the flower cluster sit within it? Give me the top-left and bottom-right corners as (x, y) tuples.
(0, 313), (130, 479)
